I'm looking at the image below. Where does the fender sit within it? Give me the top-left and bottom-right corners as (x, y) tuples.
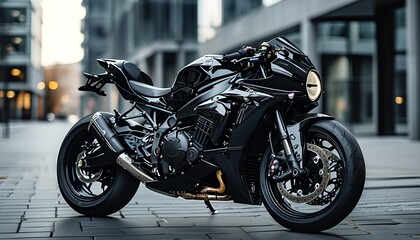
(286, 113), (335, 163)
(287, 113), (334, 130)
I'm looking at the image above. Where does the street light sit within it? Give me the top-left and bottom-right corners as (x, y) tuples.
(6, 91), (15, 98)
(37, 82), (45, 90)
(48, 81), (58, 90)
(10, 68), (21, 77)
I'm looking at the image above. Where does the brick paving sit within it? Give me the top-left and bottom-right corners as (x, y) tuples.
(1, 121), (420, 239)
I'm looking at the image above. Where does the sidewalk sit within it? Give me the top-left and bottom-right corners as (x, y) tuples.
(1, 121), (420, 239)
(358, 136), (420, 189)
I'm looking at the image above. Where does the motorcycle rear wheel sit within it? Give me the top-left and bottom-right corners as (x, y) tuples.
(57, 114), (140, 216)
(260, 119), (365, 233)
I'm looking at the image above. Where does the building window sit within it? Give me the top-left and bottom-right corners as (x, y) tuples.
(318, 22), (348, 40)
(0, 91), (32, 120)
(0, 66), (26, 83)
(358, 22), (375, 40)
(318, 21), (375, 135)
(0, 7), (27, 24)
(318, 21), (375, 42)
(183, 2), (197, 40)
(155, 1), (171, 39)
(222, 0), (262, 25)
(0, 35), (27, 54)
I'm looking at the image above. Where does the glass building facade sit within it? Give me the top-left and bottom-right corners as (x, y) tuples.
(317, 21), (376, 135)
(82, 0), (199, 114)
(222, 0), (262, 25)
(0, 0), (44, 121)
(201, 0), (420, 139)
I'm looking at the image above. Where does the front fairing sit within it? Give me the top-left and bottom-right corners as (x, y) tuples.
(269, 36), (314, 69)
(241, 36), (317, 94)
(269, 36), (315, 86)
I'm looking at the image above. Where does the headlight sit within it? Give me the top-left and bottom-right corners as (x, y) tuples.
(306, 70), (322, 101)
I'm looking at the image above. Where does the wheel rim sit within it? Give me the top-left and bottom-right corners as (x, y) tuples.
(266, 131), (345, 218)
(63, 130), (116, 201)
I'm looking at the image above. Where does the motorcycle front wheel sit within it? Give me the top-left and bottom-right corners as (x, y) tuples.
(260, 120), (365, 233)
(57, 114), (140, 216)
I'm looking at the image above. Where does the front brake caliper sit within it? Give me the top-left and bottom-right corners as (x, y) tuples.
(268, 152), (291, 182)
(269, 155), (280, 176)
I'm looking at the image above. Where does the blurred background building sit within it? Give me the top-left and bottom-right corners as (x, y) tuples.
(43, 63), (81, 122)
(2, 0), (419, 141)
(200, 0), (420, 140)
(0, 0), (44, 122)
(79, 0), (420, 140)
(81, 0), (198, 115)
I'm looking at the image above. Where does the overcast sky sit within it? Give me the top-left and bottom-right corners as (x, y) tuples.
(40, 0), (281, 67)
(41, 0), (85, 67)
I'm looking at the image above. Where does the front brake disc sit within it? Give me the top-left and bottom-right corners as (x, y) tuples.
(277, 143), (330, 203)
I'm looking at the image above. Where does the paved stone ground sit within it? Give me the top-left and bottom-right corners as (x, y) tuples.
(1, 121), (420, 239)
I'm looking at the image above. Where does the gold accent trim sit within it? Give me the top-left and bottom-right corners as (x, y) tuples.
(201, 170), (226, 194)
(178, 170), (231, 201)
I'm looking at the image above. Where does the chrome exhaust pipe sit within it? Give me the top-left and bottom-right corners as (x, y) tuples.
(117, 153), (155, 183)
(89, 112), (156, 183)
(177, 170), (231, 201)
(88, 112), (124, 158)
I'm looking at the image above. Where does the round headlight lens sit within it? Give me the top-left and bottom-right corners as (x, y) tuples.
(306, 70), (322, 101)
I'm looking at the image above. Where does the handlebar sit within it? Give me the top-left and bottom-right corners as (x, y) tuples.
(222, 42), (280, 66)
(223, 52), (242, 62)
(223, 46), (256, 62)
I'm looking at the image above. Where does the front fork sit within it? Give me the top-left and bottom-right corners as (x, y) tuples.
(270, 109), (306, 181)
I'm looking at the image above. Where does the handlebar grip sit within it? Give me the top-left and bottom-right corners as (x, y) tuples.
(223, 47), (255, 62)
(223, 52), (242, 61)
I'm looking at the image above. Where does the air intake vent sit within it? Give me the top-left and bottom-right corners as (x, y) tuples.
(194, 114), (214, 147)
(244, 154), (261, 204)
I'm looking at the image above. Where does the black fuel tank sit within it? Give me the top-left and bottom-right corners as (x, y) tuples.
(165, 55), (235, 110)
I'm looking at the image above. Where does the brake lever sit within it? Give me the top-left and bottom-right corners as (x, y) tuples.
(233, 54), (263, 70)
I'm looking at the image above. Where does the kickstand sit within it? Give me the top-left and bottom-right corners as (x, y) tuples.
(204, 199), (218, 214)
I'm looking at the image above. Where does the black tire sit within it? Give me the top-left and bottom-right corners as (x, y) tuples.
(57, 114), (140, 216)
(260, 119), (365, 233)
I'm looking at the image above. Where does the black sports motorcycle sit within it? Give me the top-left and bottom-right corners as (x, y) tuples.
(57, 37), (365, 233)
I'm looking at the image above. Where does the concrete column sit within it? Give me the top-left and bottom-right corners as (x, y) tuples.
(406, 0), (420, 140)
(376, 4), (396, 135)
(301, 18), (320, 70)
(301, 17), (322, 113)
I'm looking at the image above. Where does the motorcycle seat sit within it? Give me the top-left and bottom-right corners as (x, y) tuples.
(123, 61), (154, 85)
(129, 81), (171, 98)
